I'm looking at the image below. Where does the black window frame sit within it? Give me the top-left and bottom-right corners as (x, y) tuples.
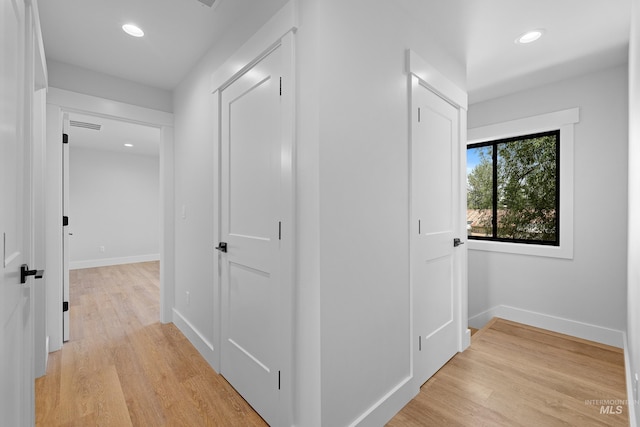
(467, 129), (561, 246)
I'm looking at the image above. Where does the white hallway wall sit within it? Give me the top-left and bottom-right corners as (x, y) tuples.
(468, 65), (628, 343)
(48, 60), (173, 113)
(170, 0), (286, 368)
(173, 0), (466, 425)
(315, 1), (465, 425)
(68, 147), (160, 269)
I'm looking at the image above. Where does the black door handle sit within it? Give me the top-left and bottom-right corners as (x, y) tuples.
(215, 242), (227, 253)
(453, 238), (465, 247)
(21, 264), (44, 284)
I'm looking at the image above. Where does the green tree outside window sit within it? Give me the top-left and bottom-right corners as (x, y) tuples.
(467, 131), (559, 245)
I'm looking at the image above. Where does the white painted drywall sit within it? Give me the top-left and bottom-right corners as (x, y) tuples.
(468, 65), (628, 339)
(294, 0), (322, 424)
(172, 0), (466, 425)
(627, 0), (640, 424)
(68, 147), (160, 268)
(172, 0), (289, 370)
(314, 1), (465, 425)
(47, 60), (173, 113)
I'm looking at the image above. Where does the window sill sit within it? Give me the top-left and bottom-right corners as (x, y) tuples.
(467, 239), (573, 259)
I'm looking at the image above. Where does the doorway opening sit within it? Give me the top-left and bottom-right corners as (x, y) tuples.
(43, 89), (174, 360)
(64, 112), (162, 339)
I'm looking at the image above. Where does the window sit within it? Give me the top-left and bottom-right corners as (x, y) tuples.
(467, 130), (560, 245)
(467, 108), (578, 259)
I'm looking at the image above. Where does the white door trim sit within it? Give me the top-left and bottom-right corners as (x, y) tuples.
(212, 4), (296, 424)
(406, 50), (468, 111)
(28, 0), (48, 379)
(210, 0), (298, 93)
(406, 49), (470, 357)
(45, 88), (174, 353)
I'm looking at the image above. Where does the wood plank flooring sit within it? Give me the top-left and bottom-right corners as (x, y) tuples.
(35, 262), (267, 427)
(36, 263), (628, 426)
(388, 318), (628, 426)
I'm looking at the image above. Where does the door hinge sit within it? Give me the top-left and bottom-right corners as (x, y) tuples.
(279, 77), (282, 96)
(63, 301), (69, 312)
(63, 216), (69, 226)
(419, 335), (422, 351)
(62, 133), (68, 144)
(278, 370), (281, 390)
(418, 107), (421, 123)
(278, 221), (282, 240)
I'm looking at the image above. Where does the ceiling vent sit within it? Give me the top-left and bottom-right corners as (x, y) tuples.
(196, 0), (216, 6)
(70, 120), (102, 131)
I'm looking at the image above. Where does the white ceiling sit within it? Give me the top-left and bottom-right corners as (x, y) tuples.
(67, 113), (161, 158)
(39, 0), (631, 102)
(463, 0), (630, 102)
(38, 0), (289, 91)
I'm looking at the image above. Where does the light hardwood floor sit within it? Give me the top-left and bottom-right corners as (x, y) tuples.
(388, 318), (628, 426)
(35, 262), (268, 426)
(36, 263), (628, 426)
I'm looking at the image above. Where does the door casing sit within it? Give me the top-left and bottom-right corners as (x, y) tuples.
(213, 29), (296, 427)
(44, 88), (174, 353)
(407, 49), (470, 387)
(62, 113), (70, 342)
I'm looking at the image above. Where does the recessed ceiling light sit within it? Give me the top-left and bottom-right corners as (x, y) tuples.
(122, 24), (144, 38)
(124, 143), (134, 147)
(516, 29), (544, 44)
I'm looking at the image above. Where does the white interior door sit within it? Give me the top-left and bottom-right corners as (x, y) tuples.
(62, 115), (70, 341)
(1, 0), (33, 424)
(219, 45), (285, 425)
(411, 77), (463, 386)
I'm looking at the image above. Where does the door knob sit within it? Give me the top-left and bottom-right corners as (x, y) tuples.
(21, 264), (44, 284)
(453, 238), (465, 247)
(215, 242), (227, 253)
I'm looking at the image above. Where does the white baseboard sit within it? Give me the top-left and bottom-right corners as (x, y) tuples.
(70, 253), (160, 270)
(350, 376), (418, 427)
(172, 308), (217, 370)
(469, 305), (624, 348)
(624, 333), (638, 427)
(351, 325), (472, 425)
